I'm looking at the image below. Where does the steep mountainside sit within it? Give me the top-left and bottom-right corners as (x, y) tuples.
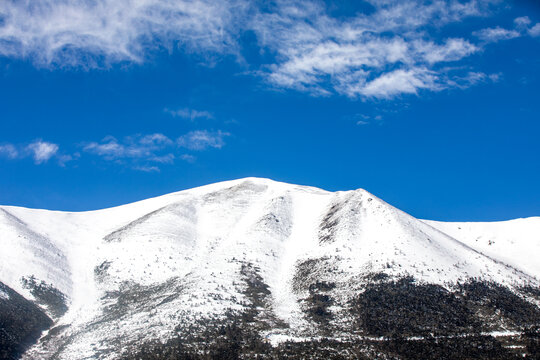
(0, 178), (538, 359)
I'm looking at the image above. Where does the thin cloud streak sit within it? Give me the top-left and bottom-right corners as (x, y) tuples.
(177, 130), (230, 151)
(164, 107), (214, 121)
(83, 131), (229, 171)
(83, 133), (174, 161)
(473, 27), (520, 43)
(472, 16), (540, 44)
(0, 130), (230, 170)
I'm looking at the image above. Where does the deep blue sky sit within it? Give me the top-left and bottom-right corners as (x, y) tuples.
(0, 0), (539, 221)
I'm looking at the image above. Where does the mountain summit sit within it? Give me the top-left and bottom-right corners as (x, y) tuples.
(1, 178), (539, 359)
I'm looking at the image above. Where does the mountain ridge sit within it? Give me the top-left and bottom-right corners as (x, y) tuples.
(0, 177), (539, 359)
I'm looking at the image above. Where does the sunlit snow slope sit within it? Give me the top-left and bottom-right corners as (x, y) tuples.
(0, 178), (538, 359)
(424, 218), (540, 284)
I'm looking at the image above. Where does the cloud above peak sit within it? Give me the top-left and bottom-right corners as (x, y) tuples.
(0, 0), (244, 67)
(27, 141), (59, 164)
(0, 130), (231, 171)
(82, 133), (175, 166)
(165, 107), (214, 121)
(177, 130), (230, 151)
(0, 0), (534, 99)
(529, 23), (540, 37)
(82, 130), (229, 171)
(473, 26), (520, 43)
(0, 140), (64, 165)
(254, 0), (491, 98)
(0, 144), (18, 159)
(359, 68), (438, 99)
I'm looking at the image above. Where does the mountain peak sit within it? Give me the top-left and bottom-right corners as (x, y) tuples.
(0, 179), (538, 359)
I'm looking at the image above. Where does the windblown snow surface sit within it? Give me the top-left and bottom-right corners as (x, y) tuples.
(0, 178), (538, 359)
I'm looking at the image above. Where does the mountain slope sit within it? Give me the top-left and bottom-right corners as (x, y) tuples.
(424, 217), (540, 282)
(0, 178), (538, 359)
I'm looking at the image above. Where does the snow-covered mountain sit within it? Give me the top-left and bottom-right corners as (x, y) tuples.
(424, 218), (540, 283)
(1, 178), (539, 359)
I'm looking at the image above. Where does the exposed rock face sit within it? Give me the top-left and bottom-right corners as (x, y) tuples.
(0, 282), (52, 360)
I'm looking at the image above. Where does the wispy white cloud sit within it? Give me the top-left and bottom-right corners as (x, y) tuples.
(164, 107), (214, 121)
(83, 131), (229, 170)
(0, 0), (247, 67)
(83, 137), (126, 159)
(177, 130), (230, 151)
(27, 141), (59, 164)
(414, 39), (478, 64)
(83, 133), (173, 161)
(0, 144), (18, 159)
(348, 113), (382, 126)
(251, 0), (497, 99)
(149, 153), (175, 164)
(444, 71), (501, 89)
(529, 23), (540, 37)
(133, 165), (160, 173)
(0, 0), (533, 100)
(180, 154), (196, 163)
(139, 133), (173, 146)
(57, 153), (79, 167)
(359, 68), (439, 98)
(473, 26), (520, 43)
(0, 129), (230, 170)
(0, 140), (67, 165)
(514, 16), (531, 29)
(472, 16), (540, 44)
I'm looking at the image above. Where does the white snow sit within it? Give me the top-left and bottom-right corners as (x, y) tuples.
(267, 185), (331, 331)
(424, 217), (540, 280)
(265, 330), (524, 346)
(0, 177), (537, 359)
